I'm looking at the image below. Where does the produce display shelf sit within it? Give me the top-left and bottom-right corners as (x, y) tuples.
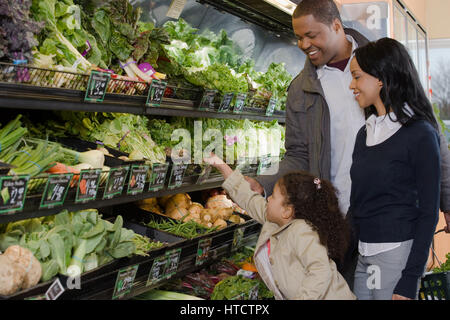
(0, 82), (286, 124)
(71, 223), (260, 300)
(0, 179), (225, 225)
(2, 213), (261, 300)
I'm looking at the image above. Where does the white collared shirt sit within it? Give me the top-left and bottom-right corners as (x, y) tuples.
(358, 105), (413, 257)
(317, 35), (366, 215)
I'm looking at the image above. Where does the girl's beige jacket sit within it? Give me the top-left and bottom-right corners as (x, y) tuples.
(223, 170), (356, 300)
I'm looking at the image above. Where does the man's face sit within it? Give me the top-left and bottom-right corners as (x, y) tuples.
(292, 14), (341, 66)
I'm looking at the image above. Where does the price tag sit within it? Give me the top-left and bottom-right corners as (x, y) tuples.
(40, 173), (73, 209)
(0, 175), (29, 214)
(146, 255), (169, 287)
(148, 163), (169, 192)
(265, 97), (277, 116)
(84, 70), (111, 102)
(199, 89), (217, 111)
(196, 165), (212, 185)
(127, 165), (149, 195)
(233, 93), (247, 113)
(231, 227), (244, 252)
(75, 169), (101, 203)
(166, 0), (187, 19)
(167, 163), (187, 189)
(248, 284), (259, 300)
(103, 166), (130, 199)
(112, 264), (139, 300)
(45, 278), (65, 300)
(146, 79), (167, 107)
(196, 237), (212, 266)
(218, 92), (234, 112)
(257, 154), (272, 175)
(165, 248), (182, 279)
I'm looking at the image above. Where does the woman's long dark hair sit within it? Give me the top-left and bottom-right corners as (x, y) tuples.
(278, 171), (350, 265)
(354, 37), (438, 130)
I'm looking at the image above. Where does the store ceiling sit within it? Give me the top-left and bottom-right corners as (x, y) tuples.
(196, 0), (295, 37)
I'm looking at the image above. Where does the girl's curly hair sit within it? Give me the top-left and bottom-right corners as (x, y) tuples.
(278, 171), (350, 265)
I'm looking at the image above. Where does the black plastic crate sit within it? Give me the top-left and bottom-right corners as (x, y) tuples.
(419, 271), (449, 300)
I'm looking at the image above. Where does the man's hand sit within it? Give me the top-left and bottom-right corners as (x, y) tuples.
(444, 212), (450, 233)
(244, 176), (264, 195)
(392, 294), (411, 300)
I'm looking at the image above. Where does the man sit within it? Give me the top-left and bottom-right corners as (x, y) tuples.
(245, 0), (450, 289)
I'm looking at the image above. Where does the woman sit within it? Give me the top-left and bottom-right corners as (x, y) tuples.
(348, 37), (440, 300)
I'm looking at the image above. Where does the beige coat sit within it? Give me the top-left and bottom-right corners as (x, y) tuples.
(223, 170), (356, 300)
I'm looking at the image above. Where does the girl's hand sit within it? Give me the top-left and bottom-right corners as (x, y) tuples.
(203, 153), (226, 167)
(203, 153), (233, 180)
(392, 294), (411, 300)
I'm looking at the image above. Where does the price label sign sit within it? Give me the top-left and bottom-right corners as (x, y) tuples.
(257, 154), (272, 175)
(84, 70), (111, 102)
(196, 165), (212, 185)
(233, 93), (247, 113)
(149, 163), (169, 192)
(45, 278), (65, 300)
(75, 169), (101, 203)
(146, 79), (167, 107)
(40, 173), (73, 209)
(196, 237), (212, 266)
(146, 255), (169, 287)
(265, 97), (277, 116)
(127, 165), (149, 195)
(248, 284), (259, 300)
(231, 227), (245, 252)
(103, 166), (130, 199)
(218, 92), (234, 112)
(112, 264), (139, 300)
(167, 163), (187, 189)
(199, 89), (217, 111)
(165, 248), (182, 279)
(0, 175), (29, 214)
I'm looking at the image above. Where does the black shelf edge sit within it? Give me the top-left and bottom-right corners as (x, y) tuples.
(0, 180), (225, 225)
(0, 83), (286, 123)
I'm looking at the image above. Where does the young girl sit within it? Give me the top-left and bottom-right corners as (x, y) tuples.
(204, 154), (356, 300)
(349, 37), (441, 300)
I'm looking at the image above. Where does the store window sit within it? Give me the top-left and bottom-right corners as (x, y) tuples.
(393, 0), (429, 94)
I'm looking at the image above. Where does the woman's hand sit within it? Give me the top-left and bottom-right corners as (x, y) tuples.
(392, 294), (412, 300)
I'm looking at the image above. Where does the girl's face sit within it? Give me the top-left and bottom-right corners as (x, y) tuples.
(349, 57), (383, 110)
(267, 182), (293, 227)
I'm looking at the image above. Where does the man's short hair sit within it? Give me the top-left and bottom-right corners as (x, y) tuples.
(293, 0), (342, 25)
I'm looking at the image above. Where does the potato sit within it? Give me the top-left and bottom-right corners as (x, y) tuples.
(3, 245), (41, 290)
(228, 215), (242, 224)
(139, 198), (158, 207)
(165, 194), (192, 213)
(188, 202), (204, 216)
(213, 219), (228, 230)
(166, 207), (189, 220)
(200, 209), (218, 223)
(205, 195), (233, 210)
(157, 195), (173, 208)
(0, 255), (25, 296)
(216, 207), (233, 221)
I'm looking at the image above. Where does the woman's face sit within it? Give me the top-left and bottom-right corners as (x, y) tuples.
(349, 57), (383, 109)
(266, 182), (292, 226)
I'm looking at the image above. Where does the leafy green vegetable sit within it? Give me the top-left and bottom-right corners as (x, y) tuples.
(433, 253), (450, 273)
(211, 275), (273, 300)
